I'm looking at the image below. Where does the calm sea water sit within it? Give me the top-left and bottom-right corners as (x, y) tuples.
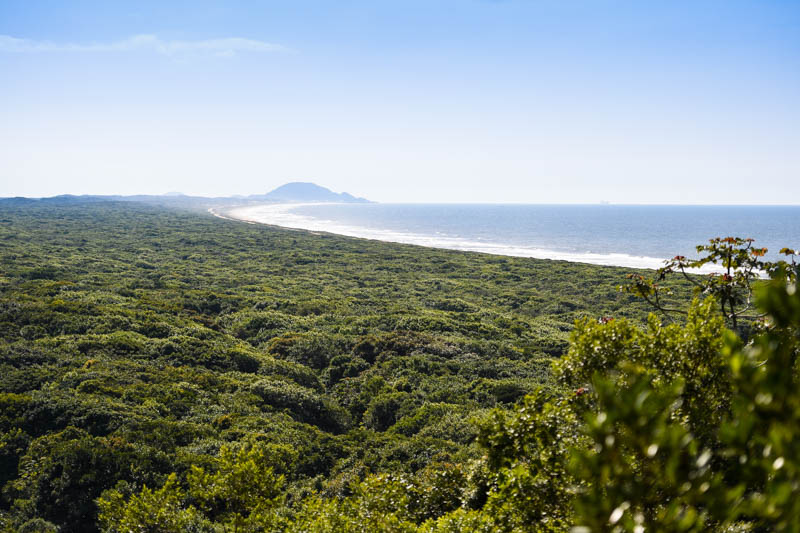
(228, 203), (800, 270)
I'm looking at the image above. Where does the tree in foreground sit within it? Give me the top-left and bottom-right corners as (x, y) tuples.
(622, 237), (796, 329)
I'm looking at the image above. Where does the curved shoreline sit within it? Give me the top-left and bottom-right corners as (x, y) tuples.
(214, 203), (719, 271)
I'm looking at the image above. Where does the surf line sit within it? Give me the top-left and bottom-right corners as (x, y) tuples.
(208, 207), (257, 224)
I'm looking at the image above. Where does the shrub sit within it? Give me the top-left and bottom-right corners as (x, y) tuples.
(267, 332), (347, 370)
(364, 392), (414, 432)
(249, 379), (347, 432)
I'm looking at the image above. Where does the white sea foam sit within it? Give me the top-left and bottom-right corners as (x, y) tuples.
(225, 203), (723, 272)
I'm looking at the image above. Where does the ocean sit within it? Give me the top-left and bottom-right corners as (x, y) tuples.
(227, 203), (800, 270)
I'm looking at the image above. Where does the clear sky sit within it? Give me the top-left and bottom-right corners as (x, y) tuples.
(0, 0), (798, 203)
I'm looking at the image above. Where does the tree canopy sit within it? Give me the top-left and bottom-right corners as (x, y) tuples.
(1, 202), (798, 531)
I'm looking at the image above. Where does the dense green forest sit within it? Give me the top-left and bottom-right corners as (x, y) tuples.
(1, 201), (798, 531)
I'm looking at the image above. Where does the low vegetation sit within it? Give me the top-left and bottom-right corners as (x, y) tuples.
(0, 201), (796, 531)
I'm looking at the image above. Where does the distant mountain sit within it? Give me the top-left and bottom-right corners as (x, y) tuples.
(254, 182), (370, 203)
(0, 182), (370, 208)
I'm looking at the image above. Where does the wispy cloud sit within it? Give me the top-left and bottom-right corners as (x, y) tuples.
(0, 34), (286, 56)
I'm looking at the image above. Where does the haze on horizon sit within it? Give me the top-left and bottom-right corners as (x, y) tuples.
(0, 0), (798, 204)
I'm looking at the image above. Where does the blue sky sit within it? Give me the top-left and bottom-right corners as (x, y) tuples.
(0, 0), (798, 203)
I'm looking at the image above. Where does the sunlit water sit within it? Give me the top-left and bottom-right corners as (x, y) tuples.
(227, 203), (800, 270)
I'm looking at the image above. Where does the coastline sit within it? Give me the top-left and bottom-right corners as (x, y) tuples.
(218, 202), (712, 271)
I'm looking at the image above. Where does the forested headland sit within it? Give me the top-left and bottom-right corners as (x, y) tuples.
(0, 201), (797, 531)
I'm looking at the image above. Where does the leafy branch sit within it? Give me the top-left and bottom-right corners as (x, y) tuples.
(621, 237), (798, 329)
